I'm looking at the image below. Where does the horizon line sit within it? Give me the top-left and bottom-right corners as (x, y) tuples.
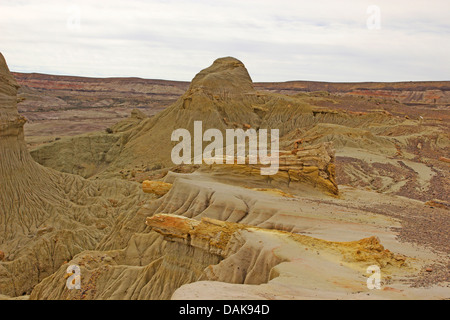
(10, 70), (450, 85)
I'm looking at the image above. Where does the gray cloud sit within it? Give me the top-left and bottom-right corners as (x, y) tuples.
(1, 0), (449, 81)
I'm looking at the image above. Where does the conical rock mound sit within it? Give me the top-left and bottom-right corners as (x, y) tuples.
(189, 57), (254, 94)
(102, 57), (310, 172)
(29, 57), (340, 195)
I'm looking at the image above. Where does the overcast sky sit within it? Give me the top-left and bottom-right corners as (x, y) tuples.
(1, 0), (449, 82)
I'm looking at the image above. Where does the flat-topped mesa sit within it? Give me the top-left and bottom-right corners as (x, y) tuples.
(187, 57), (254, 96)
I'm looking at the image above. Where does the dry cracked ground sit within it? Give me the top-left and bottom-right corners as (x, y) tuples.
(0, 52), (449, 300)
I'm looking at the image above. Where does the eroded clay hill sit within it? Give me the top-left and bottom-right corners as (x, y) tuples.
(30, 57), (449, 204)
(29, 57), (338, 194)
(2, 54), (448, 300)
(30, 173), (449, 300)
(0, 53), (147, 298)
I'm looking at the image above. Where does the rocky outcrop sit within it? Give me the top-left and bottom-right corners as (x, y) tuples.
(25, 58), (319, 182)
(0, 53), (146, 297)
(2, 53), (448, 300)
(31, 211), (414, 300)
(189, 57), (255, 95)
(142, 180), (172, 197)
(0, 54), (22, 136)
(27, 157), (450, 300)
(146, 214), (408, 270)
(202, 141), (338, 195)
(14, 56), (449, 205)
(28, 56), (448, 202)
(97, 57), (343, 196)
(29, 230), (223, 300)
(148, 214), (414, 299)
(280, 142), (337, 194)
(145, 214), (246, 256)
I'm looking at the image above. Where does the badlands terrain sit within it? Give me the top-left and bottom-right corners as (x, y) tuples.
(0, 52), (449, 299)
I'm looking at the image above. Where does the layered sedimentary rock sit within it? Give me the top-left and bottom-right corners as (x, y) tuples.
(4, 54), (447, 300)
(145, 213), (406, 269)
(142, 180), (172, 197)
(30, 230), (223, 300)
(30, 211), (415, 300)
(27, 158), (449, 300)
(23, 56), (449, 203)
(30, 57), (343, 195)
(282, 142), (337, 194)
(201, 141), (338, 195)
